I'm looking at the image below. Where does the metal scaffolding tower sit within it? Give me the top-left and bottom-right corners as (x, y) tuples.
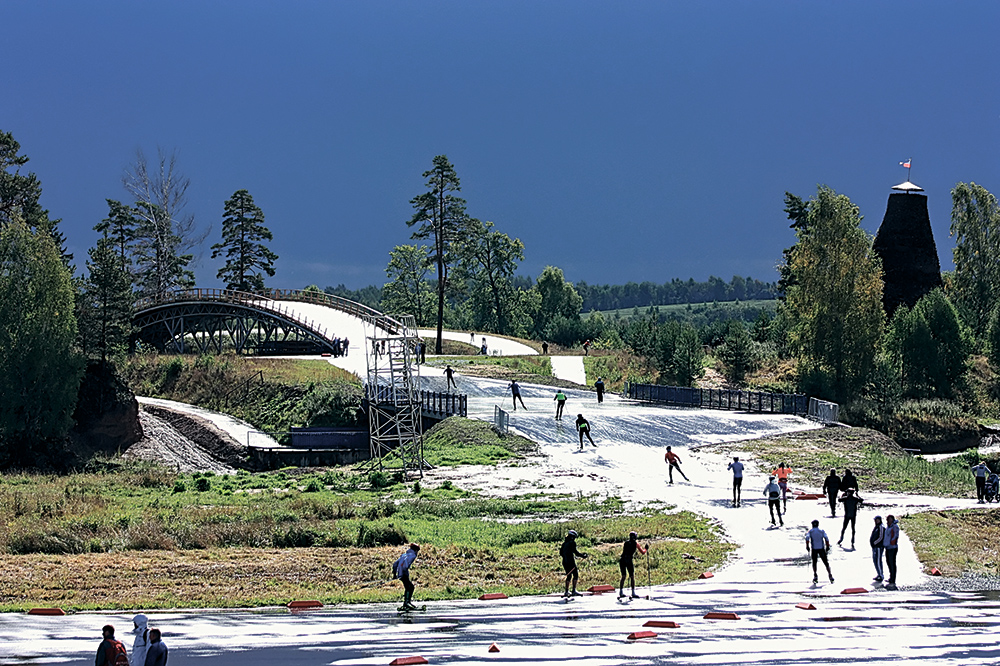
(362, 314), (426, 476)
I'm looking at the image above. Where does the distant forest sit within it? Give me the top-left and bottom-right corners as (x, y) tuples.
(575, 275), (778, 312)
(323, 274), (778, 314)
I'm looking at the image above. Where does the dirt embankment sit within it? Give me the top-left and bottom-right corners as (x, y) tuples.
(122, 405), (249, 474)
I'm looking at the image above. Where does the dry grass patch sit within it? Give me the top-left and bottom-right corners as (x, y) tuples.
(905, 509), (1000, 577)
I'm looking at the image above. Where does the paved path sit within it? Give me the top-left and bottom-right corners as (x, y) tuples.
(549, 354), (587, 385)
(137, 397), (278, 448)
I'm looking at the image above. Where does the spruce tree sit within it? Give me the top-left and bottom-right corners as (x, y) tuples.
(211, 189), (277, 293)
(79, 234), (135, 362)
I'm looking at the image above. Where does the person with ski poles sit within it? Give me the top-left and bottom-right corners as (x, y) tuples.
(618, 531), (647, 599)
(575, 414), (596, 449)
(771, 462), (792, 513)
(444, 365), (457, 390)
(507, 380), (527, 411)
(392, 543), (421, 610)
(554, 390), (567, 420)
(560, 530), (588, 597)
(806, 519), (835, 584)
(764, 476), (783, 526)
(727, 456), (744, 506)
(664, 446), (689, 484)
(837, 488), (864, 548)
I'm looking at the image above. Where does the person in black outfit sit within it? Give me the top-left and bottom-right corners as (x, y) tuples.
(594, 377), (605, 404)
(560, 530), (588, 597)
(541, 341), (549, 355)
(837, 488), (864, 548)
(444, 365), (457, 390)
(841, 469), (859, 494)
(822, 469), (842, 517)
(618, 531), (647, 599)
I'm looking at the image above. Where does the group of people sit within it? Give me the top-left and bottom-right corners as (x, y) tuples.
(95, 616), (167, 666)
(329, 336), (349, 357)
(805, 513), (900, 588)
(392, 530), (650, 608)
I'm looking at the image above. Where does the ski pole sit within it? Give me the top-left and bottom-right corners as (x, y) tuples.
(645, 548), (652, 600)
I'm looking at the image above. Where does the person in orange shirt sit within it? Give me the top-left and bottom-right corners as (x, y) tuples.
(771, 462), (792, 513)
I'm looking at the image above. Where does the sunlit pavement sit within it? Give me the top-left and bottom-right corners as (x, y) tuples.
(5, 374), (999, 664)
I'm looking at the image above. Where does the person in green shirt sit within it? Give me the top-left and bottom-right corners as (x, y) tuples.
(554, 390), (567, 420)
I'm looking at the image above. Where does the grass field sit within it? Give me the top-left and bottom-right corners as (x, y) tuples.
(584, 299), (778, 322)
(0, 417), (733, 611)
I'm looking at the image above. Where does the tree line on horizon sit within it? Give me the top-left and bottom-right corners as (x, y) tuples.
(325, 274), (778, 315)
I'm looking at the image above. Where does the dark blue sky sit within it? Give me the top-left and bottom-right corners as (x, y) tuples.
(4, 1), (998, 290)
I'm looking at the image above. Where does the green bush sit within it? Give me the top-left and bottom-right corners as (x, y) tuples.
(172, 480), (187, 493)
(194, 477), (211, 492)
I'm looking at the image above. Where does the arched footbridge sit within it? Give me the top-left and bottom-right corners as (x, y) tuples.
(133, 288), (399, 355)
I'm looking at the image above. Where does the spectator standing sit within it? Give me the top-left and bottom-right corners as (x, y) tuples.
(96, 625), (128, 666)
(444, 365), (457, 390)
(594, 377), (605, 403)
(972, 461), (990, 503)
(129, 615), (149, 666)
(870, 515), (886, 582)
(822, 469), (842, 517)
(883, 515), (900, 589)
(143, 629), (167, 666)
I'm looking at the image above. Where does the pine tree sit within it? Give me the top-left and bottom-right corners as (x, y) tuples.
(407, 155), (470, 353)
(211, 189), (277, 293)
(0, 130), (72, 264)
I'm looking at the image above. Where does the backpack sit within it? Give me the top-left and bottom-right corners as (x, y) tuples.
(105, 639), (129, 666)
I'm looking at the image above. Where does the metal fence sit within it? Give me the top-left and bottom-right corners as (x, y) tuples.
(420, 390), (467, 417)
(808, 398), (840, 423)
(494, 405), (510, 435)
(625, 382), (809, 415)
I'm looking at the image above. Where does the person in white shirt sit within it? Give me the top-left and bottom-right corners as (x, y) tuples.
(727, 457), (744, 506)
(805, 519), (834, 584)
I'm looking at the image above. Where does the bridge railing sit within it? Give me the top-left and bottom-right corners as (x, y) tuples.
(135, 289), (340, 344)
(135, 288), (403, 340)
